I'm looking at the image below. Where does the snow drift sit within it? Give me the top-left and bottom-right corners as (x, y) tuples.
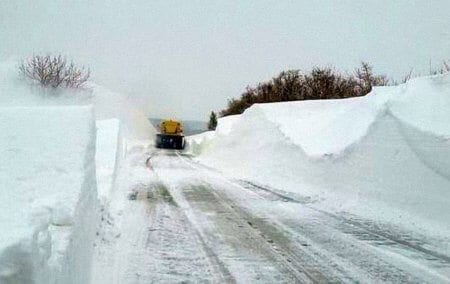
(190, 74), (450, 238)
(0, 106), (98, 283)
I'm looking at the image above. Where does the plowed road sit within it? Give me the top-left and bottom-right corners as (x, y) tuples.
(93, 146), (450, 283)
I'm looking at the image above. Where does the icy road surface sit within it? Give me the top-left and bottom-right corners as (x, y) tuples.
(92, 145), (450, 283)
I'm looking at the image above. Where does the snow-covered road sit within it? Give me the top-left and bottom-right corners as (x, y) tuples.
(92, 145), (450, 283)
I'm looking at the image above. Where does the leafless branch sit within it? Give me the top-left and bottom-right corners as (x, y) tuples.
(19, 55), (90, 89)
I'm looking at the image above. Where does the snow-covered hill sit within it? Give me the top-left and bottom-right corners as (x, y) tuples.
(188, 74), (450, 239)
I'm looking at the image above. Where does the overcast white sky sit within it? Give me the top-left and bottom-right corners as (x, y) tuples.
(1, 1), (449, 120)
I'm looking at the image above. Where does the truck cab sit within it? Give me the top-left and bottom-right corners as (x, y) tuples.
(155, 119), (185, 149)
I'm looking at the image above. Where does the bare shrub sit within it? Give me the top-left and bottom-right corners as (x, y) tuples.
(304, 67), (356, 100)
(444, 61), (450, 72)
(427, 60), (450, 76)
(400, 69), (414, 84)
(354, 62), (389, 94)
(19, 55), (90, 89)
(435, 60), (450, 74)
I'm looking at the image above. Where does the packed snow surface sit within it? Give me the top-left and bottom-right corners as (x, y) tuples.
(190, 74), (450, 238)
(0, 106), (98, 283)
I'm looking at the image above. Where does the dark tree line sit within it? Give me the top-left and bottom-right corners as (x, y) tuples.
(220, 62), (389, 116)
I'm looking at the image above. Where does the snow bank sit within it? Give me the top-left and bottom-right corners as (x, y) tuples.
(96, 119), (124, 205)
(186, 115), (240, 155)
(192, 74), (450, 237)
(0, 60), (155, 139)
(0, 106), (98, 283)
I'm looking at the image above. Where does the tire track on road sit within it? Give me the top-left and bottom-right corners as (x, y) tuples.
(175, 153), (450, 283)
(238, 180), (450, 266)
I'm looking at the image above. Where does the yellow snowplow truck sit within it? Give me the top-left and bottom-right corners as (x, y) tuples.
(155, 119), (185, 149)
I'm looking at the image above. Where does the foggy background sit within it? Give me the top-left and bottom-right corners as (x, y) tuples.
(1, 1), (449, 120)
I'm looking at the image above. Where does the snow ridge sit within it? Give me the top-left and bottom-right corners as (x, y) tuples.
(191, 73), (450, 239)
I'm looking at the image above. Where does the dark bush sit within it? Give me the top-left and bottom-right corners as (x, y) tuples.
(19, 55), (90, 89)
(208, 111), (218, 130)
(220, 62), (389, 116)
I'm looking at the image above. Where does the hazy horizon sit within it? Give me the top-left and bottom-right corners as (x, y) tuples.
(1, 1), (449, 120)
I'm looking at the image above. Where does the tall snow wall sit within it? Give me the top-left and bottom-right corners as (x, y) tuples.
(0, 106), (98, 283)
(193, 74), (450, 238)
